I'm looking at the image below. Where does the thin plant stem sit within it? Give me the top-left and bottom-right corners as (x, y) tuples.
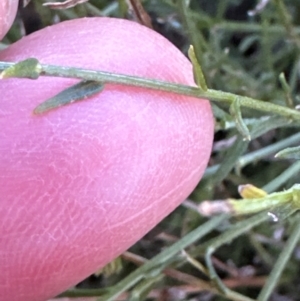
(213, 21), (300, 35)
(204, 132), (300, 178)
(262, 161), (300, 193)
(257, 213), (300, 301)
(98, 215), (226, 301)
(237, 132), (300, 169)
(274, 0), (300, 50)
(190, 212), (271, 258)
(191, 212), (270, 301)
(1, 61), (300, 121)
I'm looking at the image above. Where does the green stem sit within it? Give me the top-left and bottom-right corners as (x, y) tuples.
(257, 213), (300, 301)
(237, 132), (300, 169)
(263, 161), (300, 193)
(201, 212), (270, 301)
(229, 194), (291, 215)
(274, 0), (300, 50)
(213, 21), (300, 35)
(191, 211), (271, 257)
(205, 132), (300, 178)
(99, 215), (226, 301)
(1, 61), (300, 121)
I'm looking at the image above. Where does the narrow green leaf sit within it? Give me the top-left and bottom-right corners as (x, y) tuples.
(279, 72), (294, 108)
(263, 161), (300, 193)
(257, 213), (300, 301)
(230, 97), (251, 141)
(275, 145), (300, 159)
(188, 45), (208, 91)
(213, 136), (249, 184)
(0, 58), (41, 79)
(211, 103), (232, 121)
(250, 116), (292, 139)
(34, 80), (104, 114)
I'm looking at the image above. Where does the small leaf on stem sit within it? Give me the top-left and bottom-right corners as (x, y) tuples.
(34, 80), (104, 114)
(275, 145), (300, 159)
(230, 97), (251, 141)
(188, 45), (208, 91)
(279, 73), (294, 108)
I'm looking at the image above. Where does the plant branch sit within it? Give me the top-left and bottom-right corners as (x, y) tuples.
(257, 213), (300, 301)
(1, 61), (300, 121)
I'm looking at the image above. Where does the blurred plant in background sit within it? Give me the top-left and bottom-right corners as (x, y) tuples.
(4, 0), (300, 300)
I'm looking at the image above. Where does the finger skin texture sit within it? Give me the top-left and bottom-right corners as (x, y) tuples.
(0, 18), (213, 301)
(0, 0), (18, 40)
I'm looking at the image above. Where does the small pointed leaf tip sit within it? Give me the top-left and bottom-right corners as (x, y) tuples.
(230, 97), (251, 141)
(275, 145), (300, 159)
(188, 45), (208, 91)
(34, 80), (104, 114)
